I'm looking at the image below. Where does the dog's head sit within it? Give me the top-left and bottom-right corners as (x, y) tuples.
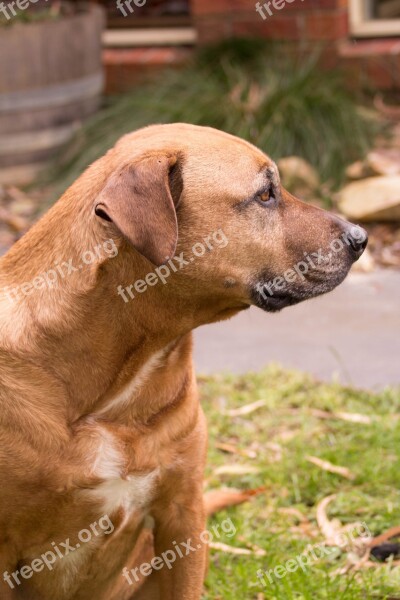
(94, 124), (367, 318)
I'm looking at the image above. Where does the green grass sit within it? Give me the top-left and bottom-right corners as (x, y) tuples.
(49, 38), (381, 199)
(201, 366), (400, 599)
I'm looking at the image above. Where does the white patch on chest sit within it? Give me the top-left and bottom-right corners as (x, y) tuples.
(85, 345), (175, 516)
(90, 426), (125, 479)
(95, 470), (159, 518)
(96, 345), (171, 416)
(87, 427), (159, 520)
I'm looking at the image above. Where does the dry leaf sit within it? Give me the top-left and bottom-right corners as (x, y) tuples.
(316, 494), (342, 545)
(310, 408), (372, 424)
(214, 464), (260, 476)
(336, 411), (372, 424)
(204, 487), (266, 516)
(209, 541), (266, 556)
(306, 456), (355, 480)
(247, 543), (266, 556)
(327, 512), (400, 576)
(368, 526), (400, 548)
(223, 399), (266, 417)
(215, 442), (257, 459)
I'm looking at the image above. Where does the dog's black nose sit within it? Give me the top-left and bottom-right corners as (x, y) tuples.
(347, 225), (368, 259)
(349, 234), (368, 253)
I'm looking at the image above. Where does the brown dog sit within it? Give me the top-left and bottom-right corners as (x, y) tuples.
(0, 124), (367, 600)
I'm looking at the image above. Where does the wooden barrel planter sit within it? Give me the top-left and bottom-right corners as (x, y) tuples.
(0, 3), (105, 185)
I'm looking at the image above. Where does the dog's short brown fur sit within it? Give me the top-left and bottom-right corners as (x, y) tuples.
(0, 124), (366, 600)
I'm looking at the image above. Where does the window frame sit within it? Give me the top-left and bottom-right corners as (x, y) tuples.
(102, 27), (196, 47)
(349, 0), (400, 36)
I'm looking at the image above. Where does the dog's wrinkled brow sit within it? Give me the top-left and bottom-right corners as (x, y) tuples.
(234, 163), (280, 211)
(259, 164), (279, 188)
(266, 165), (279, 184)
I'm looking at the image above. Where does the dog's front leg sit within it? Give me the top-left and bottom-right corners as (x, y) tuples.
(150, 485), (207, 600)
(0, 553), (19, 600)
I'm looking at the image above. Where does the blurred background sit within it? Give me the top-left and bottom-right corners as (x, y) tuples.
(1, 2), (400, 598)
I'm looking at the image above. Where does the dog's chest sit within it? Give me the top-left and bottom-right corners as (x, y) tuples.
(94, 471), (160, 518)
(85, 426), (160, 519)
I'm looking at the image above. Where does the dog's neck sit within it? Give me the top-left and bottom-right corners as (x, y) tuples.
(0, 155), (251, 426)
(0, 198), (238, 422)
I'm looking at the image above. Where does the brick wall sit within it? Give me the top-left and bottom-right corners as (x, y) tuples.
(190, 0), (349, 45)
(190, 0), (400, 91)
(97, 0), (400, 93)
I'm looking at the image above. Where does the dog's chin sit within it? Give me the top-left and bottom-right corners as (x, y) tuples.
(251, 267), (351, 313)
(252, 291), (302, 313)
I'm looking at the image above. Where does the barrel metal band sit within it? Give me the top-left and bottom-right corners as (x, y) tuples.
(0, 123), (80, 155)
(0, 72), (104, 113)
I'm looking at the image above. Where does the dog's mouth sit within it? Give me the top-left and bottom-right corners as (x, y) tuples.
(251, 288), (303, 313)
(251, 265), (352, 313)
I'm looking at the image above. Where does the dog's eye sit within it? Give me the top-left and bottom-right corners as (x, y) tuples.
(257, 187), (275, 205)
(259, 191), (270, 202)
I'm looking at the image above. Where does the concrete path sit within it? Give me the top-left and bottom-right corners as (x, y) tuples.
(193, 269), (400, 391)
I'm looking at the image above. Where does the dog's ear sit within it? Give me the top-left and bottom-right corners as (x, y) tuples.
(94, 154), (180, 266)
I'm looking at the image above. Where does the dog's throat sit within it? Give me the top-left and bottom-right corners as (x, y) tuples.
(210, 303), (250, 323)
(142, 372), (190, 427)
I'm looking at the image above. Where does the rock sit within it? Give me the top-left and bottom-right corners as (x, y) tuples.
(338, 176), (400, 222)
(345, 161), (368, 180)
(367, 149), (400, 176)
(369, 223), (396, 245)
(380, 243), (400, 268)
(277, 156), (320, 193)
